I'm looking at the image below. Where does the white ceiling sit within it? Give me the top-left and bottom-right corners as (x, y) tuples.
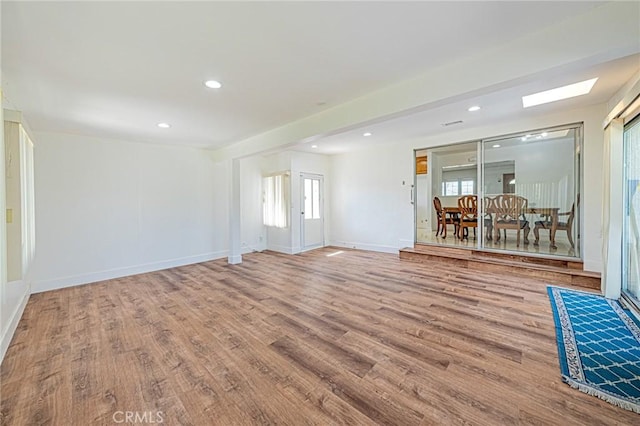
(305, 54), (640, 154)
(3, 1), (626, 152)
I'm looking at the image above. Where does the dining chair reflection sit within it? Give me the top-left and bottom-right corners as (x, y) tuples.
(457, 195), (477, 240)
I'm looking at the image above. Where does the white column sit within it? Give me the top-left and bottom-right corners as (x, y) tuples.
(602, 119), (624, 299)
(228, 157), (242, 264)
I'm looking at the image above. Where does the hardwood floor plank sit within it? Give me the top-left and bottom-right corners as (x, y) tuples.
(264, 312), (375, 378)
(2, 247), (638, 425)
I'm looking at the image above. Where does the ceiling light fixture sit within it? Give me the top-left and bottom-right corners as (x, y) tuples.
(157, 123), (171, 128)
(311, 145), (318, 148)
(363, 132), (372, 137)
(204, 80), (222, 89)
(492, 144), (501, 148)
(521, 131), (553, 142)
(522, 77), (598, 108)
(468, 106), (481, 112)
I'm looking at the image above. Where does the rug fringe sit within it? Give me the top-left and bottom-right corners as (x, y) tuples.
(563, 376), (640, 414)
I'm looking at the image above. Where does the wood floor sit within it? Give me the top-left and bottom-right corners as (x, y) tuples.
(1, 248), (637, 425)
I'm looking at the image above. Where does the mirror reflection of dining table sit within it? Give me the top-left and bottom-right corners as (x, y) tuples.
(439, 207), (461, 238)
(525, 207), (560, 248)
(439, 204), (561, 248)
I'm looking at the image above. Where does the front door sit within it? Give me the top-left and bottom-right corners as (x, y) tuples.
(301, 173), (324, 250)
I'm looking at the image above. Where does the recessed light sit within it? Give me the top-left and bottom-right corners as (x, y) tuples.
(157, 123), (171, 128)
(522, 77), (598, 108)
(204, 80), (222, 89)
(363, 132), (372, 137)
(492, 144), (500, 148)
(542, 132), (548, 137)
(468, 106), (481, 112)
(311, 145), (318, 148)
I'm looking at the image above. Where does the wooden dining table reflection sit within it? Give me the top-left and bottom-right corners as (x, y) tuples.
(487, 206), (561, 248)
(439, 207), (460, 238)
(439, 204), (560, 248)
(525, 207), (560, 249)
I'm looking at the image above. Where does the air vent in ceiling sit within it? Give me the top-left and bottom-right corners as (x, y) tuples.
(441, 120), (463, 127)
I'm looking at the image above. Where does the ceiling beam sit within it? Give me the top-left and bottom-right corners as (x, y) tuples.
(210, 2), (640, 162)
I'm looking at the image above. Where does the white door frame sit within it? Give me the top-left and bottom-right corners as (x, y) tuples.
(300, 173), (325, 251)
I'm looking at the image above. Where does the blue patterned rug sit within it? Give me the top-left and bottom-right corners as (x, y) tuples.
(547, 286), (640, 413)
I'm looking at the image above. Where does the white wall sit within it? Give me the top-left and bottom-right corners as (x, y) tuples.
(484, 137), (576, 209)
(330, 144), (414, 253)
(31, 132), (227, 292)
(416, 174), (429, 232)
(483, 162), (515, 197)
(240, 155), (266, 253)
(329, 103), (606, 271)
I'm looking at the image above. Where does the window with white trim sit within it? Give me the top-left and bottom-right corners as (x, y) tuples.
(263, 173), (290, 228)
(461, 179), (474, 195)
(304, 178), (321, 219)
(442, 179), (475, 196)
(443, 181), (459, 196)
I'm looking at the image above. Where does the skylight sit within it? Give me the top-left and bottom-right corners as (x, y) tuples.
(522, 78), (598, 108)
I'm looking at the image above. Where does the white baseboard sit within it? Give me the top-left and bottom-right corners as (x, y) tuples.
(241, 242), (267, 254)
(228, 254), (243, 264)
(328, 240), (399, 254)
(300, 243), (324, 252)
(31, 251), (229, 294)
(266, 244), (295, 254)
(0, 286), (30, 364)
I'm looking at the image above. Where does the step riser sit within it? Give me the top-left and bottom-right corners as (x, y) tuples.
(399, 250), (600, 290)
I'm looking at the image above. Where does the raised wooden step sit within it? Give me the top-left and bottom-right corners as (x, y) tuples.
(399, 244), (600, 290)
